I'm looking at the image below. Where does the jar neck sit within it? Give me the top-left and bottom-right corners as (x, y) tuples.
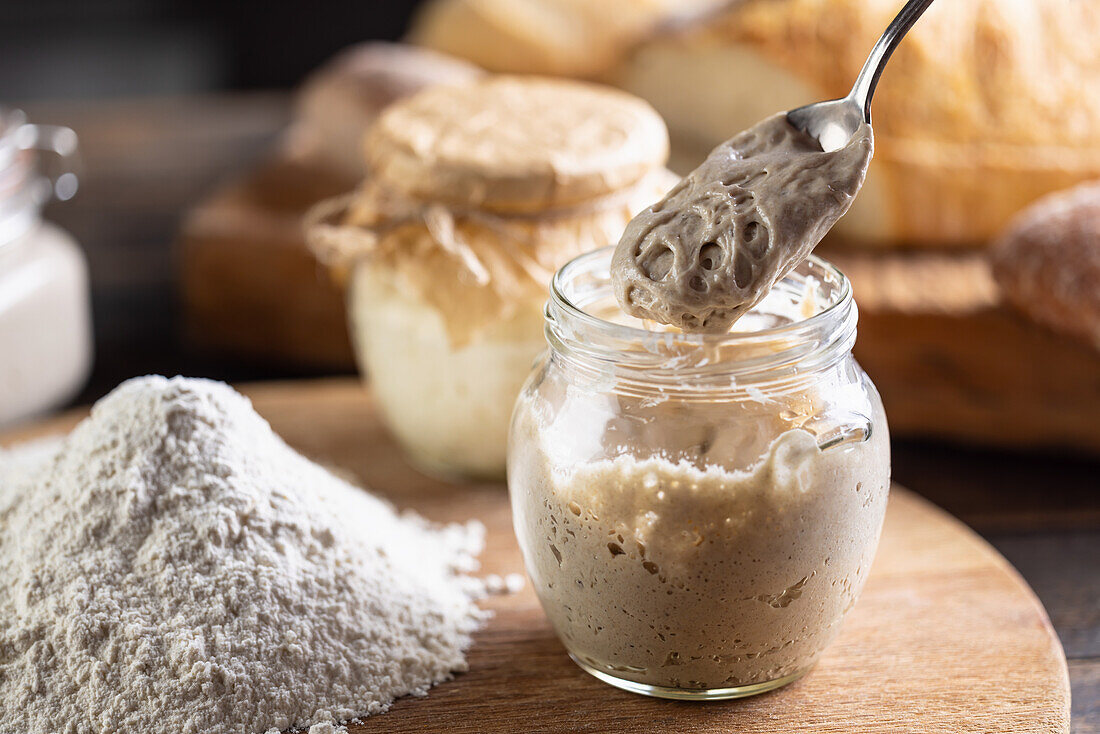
(545, 248), (857, 396)
(0, 107), (77, 248)
(0, 114), (44, 248)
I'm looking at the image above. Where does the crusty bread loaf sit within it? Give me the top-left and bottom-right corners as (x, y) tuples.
(615, 0), (1100, 248)
(407, 0), (730, 78)
(412, 0), (1100, 248)
(293, 43), (482, 179)
(991, 181), (1100, 351)
(657, 0), (1100, 148)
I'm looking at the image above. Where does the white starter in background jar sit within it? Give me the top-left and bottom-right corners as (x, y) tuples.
(0, 108), (92, 427)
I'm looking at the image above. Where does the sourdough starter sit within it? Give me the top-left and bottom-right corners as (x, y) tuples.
(612, 113), (872, 332)
(509, 396), (890, 690)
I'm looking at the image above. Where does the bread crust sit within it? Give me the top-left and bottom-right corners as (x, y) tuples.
(408, 0), (730, 78)
(412, 0), (1100, 246)
(686, 0), (1100, 148)
(991, 181), (1100, 350)
(623, 0), (1100, 247)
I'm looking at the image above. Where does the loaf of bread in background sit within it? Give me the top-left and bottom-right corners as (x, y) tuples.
(407, 0), (729, 78)
(617, 0), (1100, 248)
(293, 42), (483, 180)
(991, 181), (1100, 351)
(411, 0), (1100, 248)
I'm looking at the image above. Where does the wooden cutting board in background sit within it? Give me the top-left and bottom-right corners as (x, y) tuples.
(179, 152), (356, 371)
(177, 156), (1100, 453)
(828, 248), (1100, 454)
(2, 379), (1071, 733)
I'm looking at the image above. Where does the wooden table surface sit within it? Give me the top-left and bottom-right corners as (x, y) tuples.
(0, 380), (1072, 733)
(16, 94), (1100, 733)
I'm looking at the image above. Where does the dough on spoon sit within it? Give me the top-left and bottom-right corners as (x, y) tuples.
(612, 113), (873, 332)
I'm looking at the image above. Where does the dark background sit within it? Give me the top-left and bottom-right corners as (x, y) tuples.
(0, 1), (422, 99)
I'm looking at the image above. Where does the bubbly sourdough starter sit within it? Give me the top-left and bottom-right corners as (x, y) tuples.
(510, 398), (890, 690)
(612, 114), (872, 332)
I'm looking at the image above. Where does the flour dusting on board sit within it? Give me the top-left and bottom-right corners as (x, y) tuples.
(0, 376), (490, 734)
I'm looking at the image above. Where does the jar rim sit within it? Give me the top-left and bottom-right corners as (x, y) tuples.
(550, 246), (853, 343)
(546, 247), (857, 385)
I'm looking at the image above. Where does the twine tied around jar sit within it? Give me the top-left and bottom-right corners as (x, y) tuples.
(305, 187), (556, 290)
(305, 191), (501, 288)
(304, 173), (676, 292)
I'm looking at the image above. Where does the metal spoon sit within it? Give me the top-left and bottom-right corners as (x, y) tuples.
(787, 0), (935, 152)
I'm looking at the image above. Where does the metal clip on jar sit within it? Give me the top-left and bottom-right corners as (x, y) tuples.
(508, 247), (891, 699)
(0, 108), (91, 427)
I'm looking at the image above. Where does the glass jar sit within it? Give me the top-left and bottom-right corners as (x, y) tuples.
(508, 247), (890, 699)
(0, 108), (91, 427)
(307, 76), (674, 481)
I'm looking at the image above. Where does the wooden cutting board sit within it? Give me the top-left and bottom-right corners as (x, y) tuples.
(2, 379), (1071, 733)
(829, 248), (1100, 455)
(177, 155), (1100, 453)
(178, 152), (356, 371)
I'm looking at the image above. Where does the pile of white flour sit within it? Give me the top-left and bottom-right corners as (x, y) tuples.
(0, 376), (489, 734)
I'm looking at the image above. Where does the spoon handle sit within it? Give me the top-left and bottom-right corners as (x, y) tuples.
(849, 0), (936, 121)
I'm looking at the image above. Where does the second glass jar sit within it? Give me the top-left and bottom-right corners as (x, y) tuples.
(308, 76), (675, 480)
